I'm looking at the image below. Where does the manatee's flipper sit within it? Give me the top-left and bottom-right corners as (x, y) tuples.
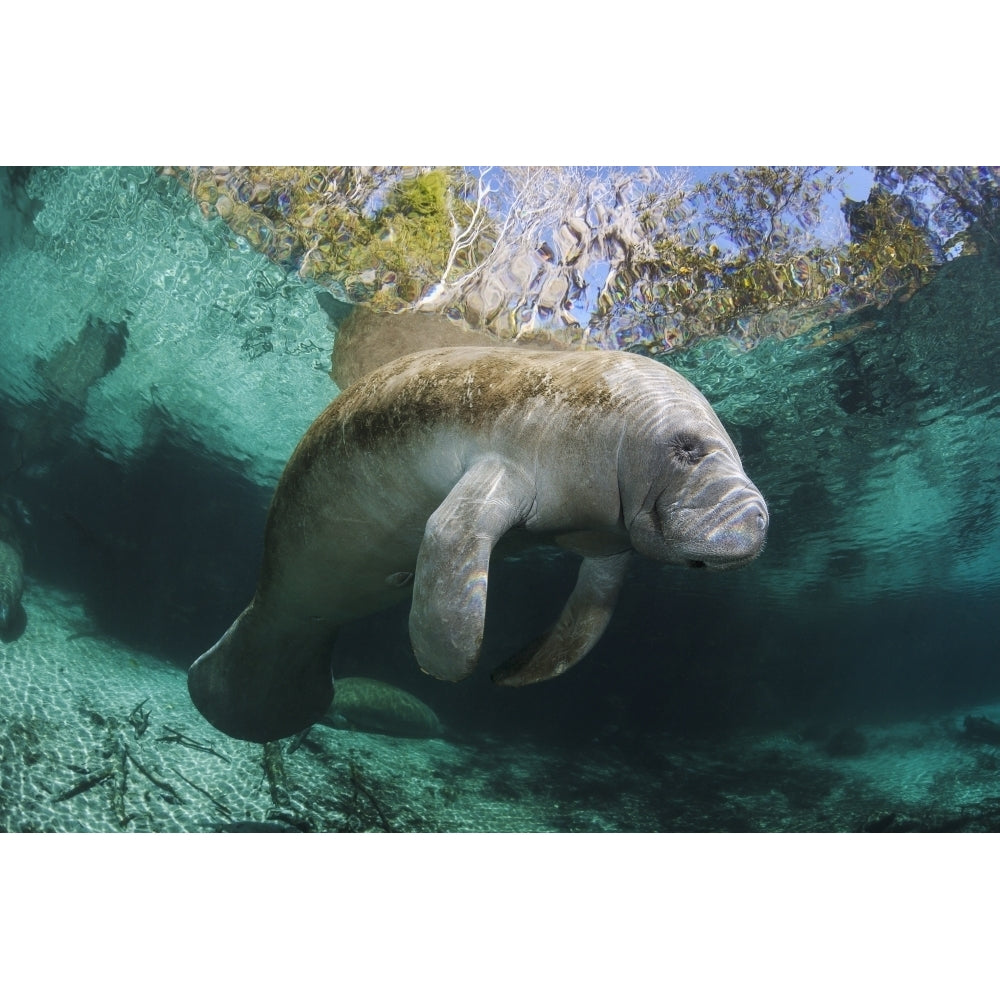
(492, 551), (631, 686)
(188, 604), (335, 743)
(410, 458), (534, 681)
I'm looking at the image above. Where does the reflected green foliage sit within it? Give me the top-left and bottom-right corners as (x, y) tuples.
(840, 187), (935, 307)
(163, 165), (1000, 355)
(163, 166), (490, 310)
(594, 167), (851, 351)
(870, 166), (1000, 260)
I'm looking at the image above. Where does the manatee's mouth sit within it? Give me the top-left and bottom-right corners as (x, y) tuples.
(688, 548), (764, 572)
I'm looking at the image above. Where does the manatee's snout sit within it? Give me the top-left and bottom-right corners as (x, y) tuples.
(629, 474), (770, 571)
(678, 481), (769, 569)
(700, 495), (768, 568)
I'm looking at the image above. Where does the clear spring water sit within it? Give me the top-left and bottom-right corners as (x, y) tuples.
(1, 166), (999, 832)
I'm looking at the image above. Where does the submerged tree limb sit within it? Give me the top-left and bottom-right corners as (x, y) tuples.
(157, 726), (231, 763)
(128, 698), (151, 738)
(348, 759), (394, 832)
(168, 767), (231, 818)
(125, 746), (184, 804)
(262, 741), (291, 810)
(52, 766), (113, 803)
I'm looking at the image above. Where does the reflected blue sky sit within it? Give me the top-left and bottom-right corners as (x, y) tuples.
(684, 165), (872, 198)
(515, 166), (876, 329)
(680, 165), (874, 244)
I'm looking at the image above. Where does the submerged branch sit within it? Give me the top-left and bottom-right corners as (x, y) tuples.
(169, 767), (232, 818)
(52, 766), (113, 803)
(125, 746), (185, 803)
(157, 726), (231, 763)
(262, 741), (291, 810)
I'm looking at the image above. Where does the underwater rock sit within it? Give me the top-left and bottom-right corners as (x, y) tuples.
(0, 512), (26, 640)
(319, 676), (443, 739)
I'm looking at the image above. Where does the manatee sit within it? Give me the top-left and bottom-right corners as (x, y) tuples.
(0, 513), (26, 641)
(189, 346), (768, 743)
(331, 304), (578, 390)
(319, 676), (443, 738)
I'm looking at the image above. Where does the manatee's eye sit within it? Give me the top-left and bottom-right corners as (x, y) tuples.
(670, 433), (706, 466)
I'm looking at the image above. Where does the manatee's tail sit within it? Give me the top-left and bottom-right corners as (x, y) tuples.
(188, 604), (335, 743)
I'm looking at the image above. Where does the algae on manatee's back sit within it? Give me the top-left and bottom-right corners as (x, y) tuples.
(321, 677), (443, 738)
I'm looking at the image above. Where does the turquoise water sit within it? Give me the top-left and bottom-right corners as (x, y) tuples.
(1, 166), (999, 832)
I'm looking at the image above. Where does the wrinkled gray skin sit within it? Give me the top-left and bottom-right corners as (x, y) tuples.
(189, 346), (768, 743)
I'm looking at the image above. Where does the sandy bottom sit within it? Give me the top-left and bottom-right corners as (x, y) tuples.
(2, 580), (999, 833)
